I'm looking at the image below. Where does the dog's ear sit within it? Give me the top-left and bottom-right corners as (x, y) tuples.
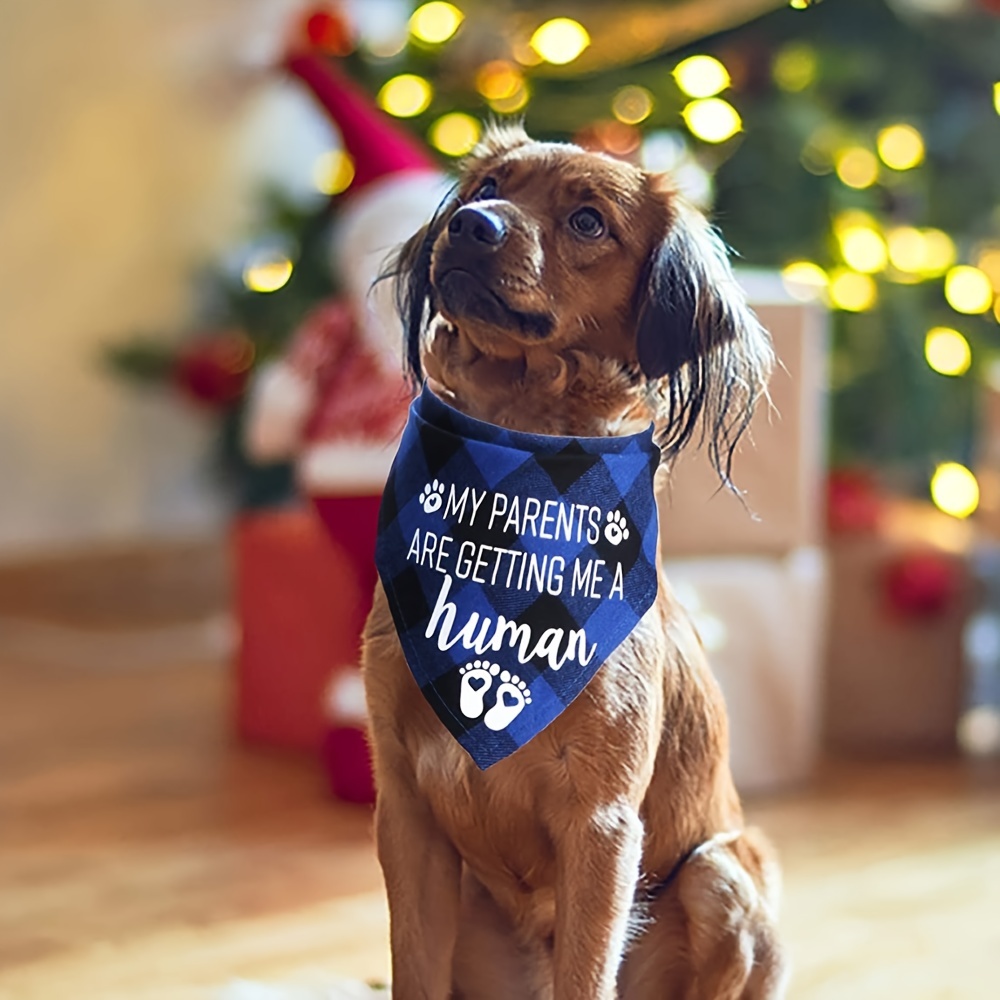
(636, 195), (773, 488)
(381, 189), (459, 384)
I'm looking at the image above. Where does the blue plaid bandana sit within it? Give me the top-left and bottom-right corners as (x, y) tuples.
(375, 384), (661, 769)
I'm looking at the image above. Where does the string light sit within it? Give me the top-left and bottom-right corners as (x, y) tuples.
(924, 327), (971, 377)
(409, 2), (464, 44)
(799, 151), (831, 175)
(975, 247), (1000, 292)
(682, 98), (742, 143)
(839, 226), (888, 274)
(476, 61), (522, 101)
(530, 18), (590, 65)
(772, 43), (818, 92)
(488, 81), (530, 114)
(920, 229), (957, 276)
(994, 82), (999, 116)
(835, 147), (878, 189)
(800, 126), (837, 175)
(511, 38), (543, 66)
(585, 120), (641, 157)
(828, 268), (877, 311)
(429, 113), (481, 157)
(781, 261), (828, 302)
(377, 75), (433, 117)
(674, 55), (730, 99)
(886, 227), (926, 274)
(884, 226), (957, 278)
(312, 150), (355, 195)
(944, 266), (993, 315)
(243, 252), (293, 293)
(641, 131), (688, 173)
(832, 209), (879, 235)
(877, 124), (925, 170)
(612, 86), (654, 125)
(365, 34), (407, 59)
(931, 462), (979, 519)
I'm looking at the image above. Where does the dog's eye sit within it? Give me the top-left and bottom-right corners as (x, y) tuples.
(471, 177), (498, 201)
(569, 207), (605, 238)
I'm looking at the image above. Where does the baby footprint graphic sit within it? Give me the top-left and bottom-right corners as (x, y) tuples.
(484, 670), (532, 731)
(458, 660), (498, 719)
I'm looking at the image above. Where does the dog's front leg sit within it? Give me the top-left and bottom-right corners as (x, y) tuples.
(376, 774), (462, 1000)
(552, 801), (644, 1000)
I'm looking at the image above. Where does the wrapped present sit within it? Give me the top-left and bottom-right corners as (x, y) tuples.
(823, 503), (972, 754)
(234, 507), (362, 751)
(665, 548), (827, 792)
(660, 270), (827, 558)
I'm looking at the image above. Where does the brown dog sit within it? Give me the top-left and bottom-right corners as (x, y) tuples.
(363, 125), (786, 999)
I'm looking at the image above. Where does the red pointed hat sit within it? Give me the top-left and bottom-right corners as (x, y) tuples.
(286, 52), (436, 194)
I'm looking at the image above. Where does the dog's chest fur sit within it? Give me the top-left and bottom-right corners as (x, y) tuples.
(403, 608), (669, 935)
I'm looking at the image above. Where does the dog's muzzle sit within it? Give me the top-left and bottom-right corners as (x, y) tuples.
(434, 205), (554, 340)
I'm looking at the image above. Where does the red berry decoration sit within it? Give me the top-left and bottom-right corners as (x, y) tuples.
(303, 5), (353, 55)
(827, 469), (883, 535)
(173, 332), (255, 409)
(882, 551), (958, 620)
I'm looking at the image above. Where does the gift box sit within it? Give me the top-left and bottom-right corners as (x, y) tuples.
(657, 272), (829, 790)
(664, 548), (828, 793)
(823, 511), (972, 755)
(234, 507), (363, 751)
(660, 270), (827, 558)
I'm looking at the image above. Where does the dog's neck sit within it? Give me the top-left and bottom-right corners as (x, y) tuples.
(422, 321), (654, 438)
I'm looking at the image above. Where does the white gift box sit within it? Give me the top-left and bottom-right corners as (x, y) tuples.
(663, 548), (828, 793)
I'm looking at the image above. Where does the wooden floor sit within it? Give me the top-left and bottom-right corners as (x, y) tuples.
(1, 622), (999, 999)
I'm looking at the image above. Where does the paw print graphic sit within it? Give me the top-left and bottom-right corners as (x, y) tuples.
(419, 480), (445, 514)
(604, 509), (630, 546)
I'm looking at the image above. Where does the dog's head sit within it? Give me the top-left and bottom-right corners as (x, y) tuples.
(390, 125), (772, 484)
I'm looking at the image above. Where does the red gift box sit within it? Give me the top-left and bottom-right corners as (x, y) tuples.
(234, 506), (365, 751)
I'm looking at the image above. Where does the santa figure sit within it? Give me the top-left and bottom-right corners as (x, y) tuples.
(247, 42), (448, 584)
(243, 38), (449, 798)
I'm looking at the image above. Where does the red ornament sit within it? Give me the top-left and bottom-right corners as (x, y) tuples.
(173, 331), (255, 409)
(977, 0), (1000, 15)
(827, 469), (883, 535)
(882, 551), (958, 620)
(302, 5), (353, 56)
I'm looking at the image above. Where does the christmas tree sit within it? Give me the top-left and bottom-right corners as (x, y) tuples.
(110, 0), (1000, 513)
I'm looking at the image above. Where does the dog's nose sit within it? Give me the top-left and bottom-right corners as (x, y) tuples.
(447, 206), (507, 249)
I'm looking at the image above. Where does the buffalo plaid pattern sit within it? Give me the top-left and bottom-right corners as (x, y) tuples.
(375, 385), (660, 769)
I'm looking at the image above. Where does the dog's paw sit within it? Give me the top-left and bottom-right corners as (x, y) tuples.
(419, 479), (445, 514)
(483, 671), (531, 731)
(458, 660), (497, 719)
(604, 509), (630, 546)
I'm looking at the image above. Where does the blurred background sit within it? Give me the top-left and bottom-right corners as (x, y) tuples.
(2, 0), (999, 997)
